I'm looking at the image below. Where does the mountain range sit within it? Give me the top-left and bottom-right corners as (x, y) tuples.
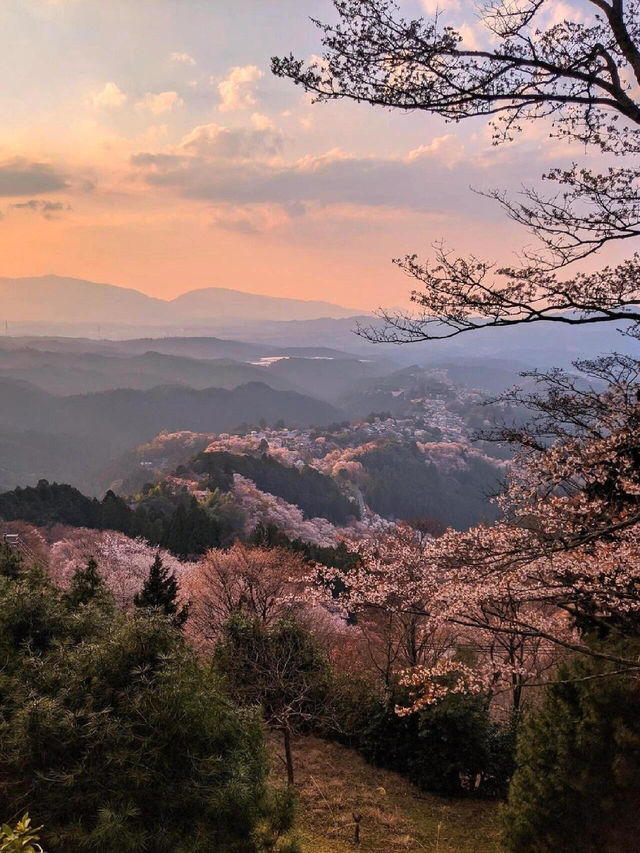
(2, 275), (635, 370)
(0, 377), (344, 493)
(0, 275), (361, 334)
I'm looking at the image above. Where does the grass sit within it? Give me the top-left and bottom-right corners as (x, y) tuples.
(268, 734), (502, 853)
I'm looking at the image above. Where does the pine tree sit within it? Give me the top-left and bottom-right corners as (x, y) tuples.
(0, 544), (23, 580)
(65, 557), (111, 607)
(134, 553), (189, 628)
(503, 646), (640, 853)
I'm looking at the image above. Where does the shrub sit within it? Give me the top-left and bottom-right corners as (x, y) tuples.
(334, 674), (514, 797)
(0, 815), (44, 853)
(503, 648), (640, 853)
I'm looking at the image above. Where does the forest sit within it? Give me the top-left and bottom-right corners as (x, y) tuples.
(3, 0), (640, 851)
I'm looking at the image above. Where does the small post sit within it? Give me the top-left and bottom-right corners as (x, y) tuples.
(352, 812), (362, 845)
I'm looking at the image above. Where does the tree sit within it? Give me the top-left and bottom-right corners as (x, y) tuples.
(0, 565), (272, 853)
(503, 645), (640, 852)
(64, 557), (113, 608)
(134, 552), (189, 629)
(215, 613), (334, 786)
(0, 544), (23, 581)
(49, 530), (184, 609)
(273, 0), (640, 341)
(313, 523), (555, 715)
(184, 544), (304, 651)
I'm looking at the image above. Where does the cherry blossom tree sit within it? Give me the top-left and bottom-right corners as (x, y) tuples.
(184, 543), (306, 651)
(49, 529), (186, 609)
(320, 373), (640, 711)
(311, 522), (553, 712)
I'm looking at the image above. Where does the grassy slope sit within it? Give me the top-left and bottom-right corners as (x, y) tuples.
(269, 735), (501, 853)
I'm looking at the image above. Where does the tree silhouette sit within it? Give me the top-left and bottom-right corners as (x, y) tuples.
(273, 0), (640, 341)
(134, 553), (189, 628)
(65, 557), (112, 608)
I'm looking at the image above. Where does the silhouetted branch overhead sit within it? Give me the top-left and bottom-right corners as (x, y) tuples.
(274, 0), (640, 341)
(357, 245), (640, 342)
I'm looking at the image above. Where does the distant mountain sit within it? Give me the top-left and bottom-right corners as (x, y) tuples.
(231, 315), (637, 371)
(0, 378), (344, 493)
(0, 275), (168, 326)
(0, 348), (304, 395)
(57, 382), (343, 447)
(0, 335), (359, 363)
(0, 275), (361, 335)
(169, 286), (358, 322)
(263, 356), (390, 403)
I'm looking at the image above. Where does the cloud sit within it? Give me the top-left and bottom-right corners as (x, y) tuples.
(170, 51), (196, 66)
(177, 121), (283, 160)
(131, 141), (484, 215)
(89, 81), (127, 109)
(251, 113), (276, 132)
(136, 91), (183, 114)
(9, 199), (68, 218)
(0, 158), (69, 196)
(420, 0), (460, 12)
(217, 65), (263, 112)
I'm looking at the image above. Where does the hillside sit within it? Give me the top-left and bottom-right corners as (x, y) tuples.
(271, 735), (501, 853)
(0, 379), (344, 493)
(0, 348), (302, 395)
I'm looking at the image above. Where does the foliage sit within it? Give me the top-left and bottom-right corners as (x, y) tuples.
(334, 674), (514, 798)
(63, 557), (114, 609)
(0, 545), (23, 581)
(134, 552), (189, 628)
(0, 480), (244, 559)
(250, 522), (361, 571)
(0, 815), (44, 853)
(192, 450), (359, 524)
(357, 441), (501, 529)
(184, 544), (305, 650)
(216, 613), (334, 785)
(0, 564), (272, 853)
(49, 530), (185, 609)
(233, 476), (340, 547)
(503, 647), (640, 853)
(0, 480), (102, 528)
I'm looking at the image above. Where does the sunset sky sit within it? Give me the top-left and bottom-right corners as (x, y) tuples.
(0, 0), (601, 309)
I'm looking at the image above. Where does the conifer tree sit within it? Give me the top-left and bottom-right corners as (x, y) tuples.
(134, 552), (189, 628)
(0, 544), (23, 580)
(65, 557), (111, 607)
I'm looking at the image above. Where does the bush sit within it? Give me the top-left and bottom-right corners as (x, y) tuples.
(334, 675), (514, 797)
(503, 648), (640, 853)
(0, 565), (272, 853)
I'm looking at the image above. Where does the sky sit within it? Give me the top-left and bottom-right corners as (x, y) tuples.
(0, 0), (598, 309)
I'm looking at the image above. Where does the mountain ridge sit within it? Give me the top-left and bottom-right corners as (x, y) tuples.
(0, 274), (362, 326)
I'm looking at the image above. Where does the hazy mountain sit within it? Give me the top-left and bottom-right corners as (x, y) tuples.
(233, 315), (637, 370)
(0, 275), (361, 335)
(169, 286), (359, 322)
(0, 275), (168, 326)
(0, 378), (344, 492)
(0, 335), (359, 363)
(56, 382), (343, 447)
(0, 348), (305, 395)
(263, 356), (390, 403)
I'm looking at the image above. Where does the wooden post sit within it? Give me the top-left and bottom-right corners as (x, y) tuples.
(352, 812), (362, 845)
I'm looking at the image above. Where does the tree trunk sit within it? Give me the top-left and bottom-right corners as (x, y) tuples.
(283, 725), (295, 787)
